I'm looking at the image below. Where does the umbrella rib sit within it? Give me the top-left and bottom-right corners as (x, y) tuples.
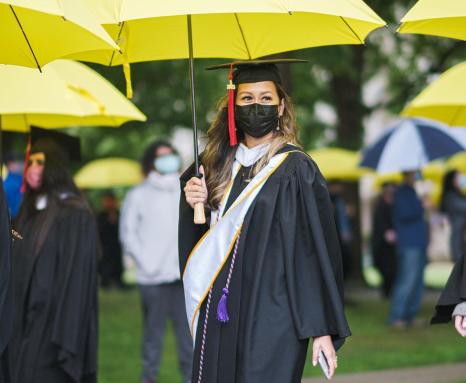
(234, 14), (252, 60)
(339, 16), (364, 45)
(9, 5), (42, 71)
(449, 105), (463, 126)
(109, 21), (125, 67)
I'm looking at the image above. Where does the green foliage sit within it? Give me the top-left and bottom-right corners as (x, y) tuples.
(98, 289), (466, 383)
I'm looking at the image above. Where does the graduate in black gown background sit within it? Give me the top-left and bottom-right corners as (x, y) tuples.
(10, 127), (98, 383)
(0, 182), (13, 383)
(431, 251), (466, 336)
(97, 191), (124, 289)
(180, 60), (351, 383)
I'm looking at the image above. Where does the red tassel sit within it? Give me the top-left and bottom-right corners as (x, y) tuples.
(227, 65), (237, 146)
(20, 137), (31, 193)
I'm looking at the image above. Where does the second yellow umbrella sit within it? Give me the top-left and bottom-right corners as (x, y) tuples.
(0, 59), (146, 132)
(308, 148), (369, 181)
(0, 0), (119, 68)
(398, 0), (466, 41)
(402, 61), (466, 126)
(74, 158), (143, 189)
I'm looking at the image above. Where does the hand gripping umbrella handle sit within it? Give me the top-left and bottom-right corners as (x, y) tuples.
(194, 202), (206, 224)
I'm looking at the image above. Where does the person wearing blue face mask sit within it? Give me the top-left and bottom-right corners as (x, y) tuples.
(120, 140), (192, 383)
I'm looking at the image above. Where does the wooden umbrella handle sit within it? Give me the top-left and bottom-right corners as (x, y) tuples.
(194, 202), (206, 224)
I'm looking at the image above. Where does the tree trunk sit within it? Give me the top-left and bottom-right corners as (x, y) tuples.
(331, 46), (365, 151)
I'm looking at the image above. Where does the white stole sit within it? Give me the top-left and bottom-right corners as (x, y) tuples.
(182, 151), (290, 342)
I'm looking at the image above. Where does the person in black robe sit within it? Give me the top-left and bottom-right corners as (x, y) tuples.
(431, 249), (466, 333)
(10, 127), (98, 383)
(97, 191), (124, 289)
(179, 60), (351, 383)
(0, 182), (14, 383)
(371, 183), (397, 298)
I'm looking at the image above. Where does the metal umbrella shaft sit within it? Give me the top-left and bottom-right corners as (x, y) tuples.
(187, 15), (206, 224)
(187, 15), (200, 177)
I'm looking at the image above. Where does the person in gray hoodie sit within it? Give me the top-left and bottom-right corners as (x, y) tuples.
(120, 140), (192, 383)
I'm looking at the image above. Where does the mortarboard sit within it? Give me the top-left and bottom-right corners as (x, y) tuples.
(206, 59), (307, 146)
(30, 126), (81, 162)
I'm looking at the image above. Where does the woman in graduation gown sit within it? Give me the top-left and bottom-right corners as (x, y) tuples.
(179, 60), (351, 383)
(0, 182), (13, 383)
(10, 128), (98, 383)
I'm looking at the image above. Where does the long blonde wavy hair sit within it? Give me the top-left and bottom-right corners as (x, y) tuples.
(202, 83), (301, 210)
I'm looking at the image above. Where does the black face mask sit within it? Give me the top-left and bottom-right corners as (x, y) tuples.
(235, 104), (279, 138)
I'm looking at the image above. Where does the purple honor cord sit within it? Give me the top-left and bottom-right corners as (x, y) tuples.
(216, 231), (241, 323)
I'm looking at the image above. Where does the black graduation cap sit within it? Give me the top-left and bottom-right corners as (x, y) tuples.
(206, 59), (307, 146)
(30, 126), (81, 162)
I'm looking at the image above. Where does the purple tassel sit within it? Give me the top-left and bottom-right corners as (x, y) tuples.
(217, 288), (230, 323)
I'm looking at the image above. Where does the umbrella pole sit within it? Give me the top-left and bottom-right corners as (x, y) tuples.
(187, 14), (206, 224)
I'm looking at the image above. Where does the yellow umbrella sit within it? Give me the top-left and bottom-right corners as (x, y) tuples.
(308, 148), (369, 181)
(0, 0), (119, 68)
(74, 0), (385, 66)
(72, 0), (385, 224)
(74, 158), (142, 189)
(447, 152), (466, 173)
(373, 155), (466, 206)
(0, 60), (146, 132)
(398, 0), (466, 41)
(402, 61), (466, 126)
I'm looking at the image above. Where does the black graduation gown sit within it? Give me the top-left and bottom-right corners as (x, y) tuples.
(431, 252), (466, 324)
(371, 198), (397, 298)
(179, 146), (351, 383)
(10, 198), (98, 383)
(0, 183), (13, 383)
(97, 211), (123, 286)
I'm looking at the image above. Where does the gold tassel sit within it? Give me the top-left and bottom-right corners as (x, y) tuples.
(123, 60), (133, 99)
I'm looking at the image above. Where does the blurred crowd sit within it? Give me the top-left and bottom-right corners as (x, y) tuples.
(3, 138), (465, 380)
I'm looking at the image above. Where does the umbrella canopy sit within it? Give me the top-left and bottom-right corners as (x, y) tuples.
(74, 157), (142, 189)
(308, 148), (369, 181)
(360, 119), (466, 174)
(0, 0), (119, 68)
(0, 60), (146, 132)
(447, 152), (466, 173)
(398, 0), (466, 41)
(402, 61), (466, 126)
(72, 0), (385, 224)
(72, 0), (386, 65)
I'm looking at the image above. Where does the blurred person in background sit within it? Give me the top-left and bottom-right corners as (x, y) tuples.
(120, 140), (192, 383)
(440, 170), (466, 263)
(97, 191), (125, 289)
(388, 171), (429, 328)
(329, 182), (353, 280)
(0, 183), (13, 383)
(432, 250), (466, 338)
(10, 128), (98, 383)
(2, 152), (23, 219)
(371, 183), (397, 299)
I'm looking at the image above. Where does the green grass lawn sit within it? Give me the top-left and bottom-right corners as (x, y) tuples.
(99, 288), (466, 383)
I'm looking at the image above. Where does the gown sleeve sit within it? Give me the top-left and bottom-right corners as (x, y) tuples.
(431, 252), (466, 324)
(279, 155), (351, 350)
(178, 163), (209, 274)
(51, 207), (98, 382)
